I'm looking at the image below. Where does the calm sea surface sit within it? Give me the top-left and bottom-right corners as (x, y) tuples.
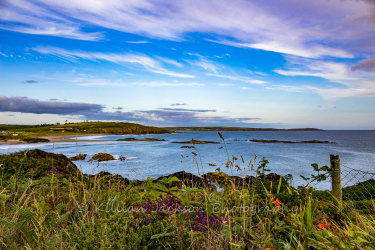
(1, 130), (374, 189)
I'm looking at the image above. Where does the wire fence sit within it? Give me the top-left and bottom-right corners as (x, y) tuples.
(308, 160), (375, 214)
(341, 164), (375, 213)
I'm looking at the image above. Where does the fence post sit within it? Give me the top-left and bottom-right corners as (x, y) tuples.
(330, 155), (342, 205)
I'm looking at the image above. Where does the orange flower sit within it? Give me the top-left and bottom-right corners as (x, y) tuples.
(317, 223), (331, 229)
(265, 247), (275, 250)
(272, 198), (282, 207)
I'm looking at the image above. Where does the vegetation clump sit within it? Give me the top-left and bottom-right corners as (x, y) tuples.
(0, 149), (78, 181)
(69, 154), (87, 161)
(88, 153), (115, 162)
(19, 137), (50, 143)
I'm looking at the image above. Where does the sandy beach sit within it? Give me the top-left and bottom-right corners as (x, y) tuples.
(0, 134), (116, 145)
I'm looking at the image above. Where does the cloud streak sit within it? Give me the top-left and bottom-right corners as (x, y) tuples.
(273, 56), (375, 98)
(2, 0), (374, 58)
(159, 108), (216, 112)
(21, 80), (38, 84)
(0, 95), (103, 115)
(186, 58), (219, 73)
(32, 46), (194, 78)
(352, 57), (375, 71)
(207, 73), (266, 84)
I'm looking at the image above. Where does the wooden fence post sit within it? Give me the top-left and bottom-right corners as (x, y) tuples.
(330, 155), (342, 205)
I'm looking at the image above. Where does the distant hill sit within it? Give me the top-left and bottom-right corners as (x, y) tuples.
(0, 122), (172, 137)
(164, 126), (322, 131)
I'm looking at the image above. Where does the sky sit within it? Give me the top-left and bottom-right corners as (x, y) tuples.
(1, 0), (375, 129)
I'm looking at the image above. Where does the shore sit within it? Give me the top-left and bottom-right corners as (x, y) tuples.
(0, 134), (116, 145)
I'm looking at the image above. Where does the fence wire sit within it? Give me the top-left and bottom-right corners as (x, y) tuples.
(307, 163), (375, 214)
(341, 164), (375, 213)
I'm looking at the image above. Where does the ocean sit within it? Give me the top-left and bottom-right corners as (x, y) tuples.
(1, 130), (374, 190)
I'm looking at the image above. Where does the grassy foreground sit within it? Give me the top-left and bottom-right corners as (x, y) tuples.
(0, 146), (374, 249)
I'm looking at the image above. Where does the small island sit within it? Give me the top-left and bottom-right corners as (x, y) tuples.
(249, 139), (334, 143)
(172, 139), (219, 144)
(117, 138), (166, 142)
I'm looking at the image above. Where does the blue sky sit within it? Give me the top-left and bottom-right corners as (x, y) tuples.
(1, 0), (375, 129)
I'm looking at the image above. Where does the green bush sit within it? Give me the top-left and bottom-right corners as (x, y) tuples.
(64, 212), (170, 249)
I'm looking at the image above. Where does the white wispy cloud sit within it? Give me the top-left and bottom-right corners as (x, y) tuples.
(133, 81), (203, 87)
(0, 52), (8, 57)
(255, 71), (268, 76)
(32, 46), (194, 78)
(274, 56), (372, 86)
(0, 0), (103, 40)
(186, 58), (219, 73)
(216, 83), (234, 87)
(126, 40), (149, 44)
(207, 73), (267, 84)
(2, 0), (373, 58)
(209, 40), (353, 59)
(68, 78), (121, 86)
(266, 83), (375, 99)
(154, 56), (183, 67)
(66, 77), (202, 87)
(273, 56), (375, 98)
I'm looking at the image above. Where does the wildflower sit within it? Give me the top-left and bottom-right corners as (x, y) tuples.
(265, 247), (275, 250)
(317, 223), (331, 229)
(272, 198), (282, 207)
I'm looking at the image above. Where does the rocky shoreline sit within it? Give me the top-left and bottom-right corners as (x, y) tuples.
(0, 149), (282, 191)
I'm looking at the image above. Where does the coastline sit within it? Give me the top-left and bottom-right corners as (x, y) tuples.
(0, 134), (116, 145)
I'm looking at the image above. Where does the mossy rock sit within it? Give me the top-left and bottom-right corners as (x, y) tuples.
(21, 137), (50, 143)
(202, 172), (229, 184)
(90, 171), (130, 185)
(0, 149), (79, 181)
(69, 154), (87, 161)
(88, 153), (115, 162)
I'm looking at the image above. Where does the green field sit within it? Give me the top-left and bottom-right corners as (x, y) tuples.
(0, 122), (172, 142)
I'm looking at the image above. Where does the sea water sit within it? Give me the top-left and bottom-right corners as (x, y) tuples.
(1, 130), (374, 190)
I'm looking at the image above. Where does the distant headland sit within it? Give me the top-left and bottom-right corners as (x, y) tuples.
(0, 122), (323, 145)
(163, 126), (322, 131)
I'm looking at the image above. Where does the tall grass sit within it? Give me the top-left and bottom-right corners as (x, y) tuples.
(0, 135), (374, 249)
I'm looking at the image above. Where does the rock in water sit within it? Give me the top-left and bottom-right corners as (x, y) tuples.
(70, 154), (87, 161)
(88, 153), (115, 162)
